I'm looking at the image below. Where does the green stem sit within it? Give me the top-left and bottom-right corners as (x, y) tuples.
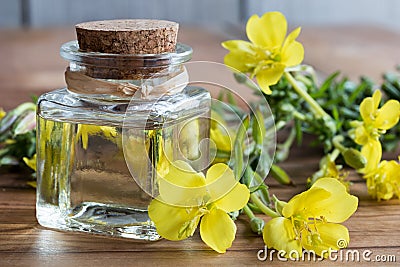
(243, 204), (256, 220)
(275, 121), (287, 131)
(280, 127), (296, 150)
(247, 202), (263, 213)
(332, 135), (346, 153)
(292, 110), (306, 121)
(284, 72), (331, 119)
(329, 148), (340, 162)
(251, 193), (279, 218)
(252, 171), (271, 203)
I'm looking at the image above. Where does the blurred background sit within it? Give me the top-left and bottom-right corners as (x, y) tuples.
(1, 0), (400, 109)
(1, 0), (400, 30)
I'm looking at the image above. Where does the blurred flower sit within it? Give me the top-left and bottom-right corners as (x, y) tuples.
(0, 108), (5, 120)
(210, 111), (233, 151)
(148, 161), (249, 253)
(263, 178), (358, 257)
(364, 158), (400, 201)
(222, 11), (304, 94)
(308, 156), (350, 191)
(23, 154), (37, 171)
(76, 124), (118, 150)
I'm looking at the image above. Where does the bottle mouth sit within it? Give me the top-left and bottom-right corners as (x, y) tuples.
(60, 40), (193, 68)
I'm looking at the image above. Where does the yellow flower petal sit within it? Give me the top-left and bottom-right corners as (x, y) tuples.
(162, 160), (206, 187)
(375, 99), (400, 130)
(221, 40), (254, 54)
(281, 27), (304, 66)
(148, 199), (201, 240)
(210, 128), (232, 152)
(23, 154), (37, 172)
(158, 160), (207, 207)
(263, 217), (302, 255)
(372, 90), (382, 110)
(359, 97), (374, 124)
(0, 108), (5, 119)
(281, 40), (304, 67)
(205, 163), (238, 202)
(223, 52), (255, 73)
(361, 140), (382, 174)
(200, 208), (236, 253)
(309, 178), (359, 223)
(283, 178), (358, 223)
(301, 222), (350, 256)
(246, 12), (287, 49)
(256, 63), (285, 94)
(354, 125), (369, 145)
(214, 183), (250, 213)
(282, 187), (331, 218)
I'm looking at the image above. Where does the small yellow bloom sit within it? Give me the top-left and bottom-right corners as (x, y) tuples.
(23, 154), (37, 171)
(351, 90), (400, 146)
(222, 11), (304, 94)
(0, 108), (5, 119)
(350, 91), (400, 173)
(76, 124), (118, 150)
(309, 156), (350, 191)
(263, 178), (358, 257)
(364, 159), (400, 201)
(148, 161), (250, 253)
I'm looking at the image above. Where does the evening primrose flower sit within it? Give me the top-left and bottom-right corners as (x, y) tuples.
(263, 178), (358, 257)
(222, 11), (304, 94)
(148, 161), (250, 253)
(351, 90), (400, 146)
(76, 124), (118, 149)
(364, 158), (400, 201)
(23, 154), (37, 171)
(0, 108), (5, 119)
(349, 90), (400, 173)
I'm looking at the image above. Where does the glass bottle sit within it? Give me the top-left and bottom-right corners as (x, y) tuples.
(35, 25), (211, 240)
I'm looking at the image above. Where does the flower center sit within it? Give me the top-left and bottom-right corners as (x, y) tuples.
(291, 215), (327, 247)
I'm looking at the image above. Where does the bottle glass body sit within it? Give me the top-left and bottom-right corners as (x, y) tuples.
(36, 41), (211, 240)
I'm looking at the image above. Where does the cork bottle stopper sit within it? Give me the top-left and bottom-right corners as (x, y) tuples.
(75, 19), (179, 54)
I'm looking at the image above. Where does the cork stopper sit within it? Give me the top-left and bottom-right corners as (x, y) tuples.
(75, 19), (179, 54)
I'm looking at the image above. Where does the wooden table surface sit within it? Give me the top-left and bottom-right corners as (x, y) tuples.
(1, 26), (400, 266)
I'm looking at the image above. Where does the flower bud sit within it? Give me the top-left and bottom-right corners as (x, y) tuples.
(270, 164), (292, 185)
(250, 217), (265, 235)
(342, 148), (367, 170)
(233, 72), (248, 84)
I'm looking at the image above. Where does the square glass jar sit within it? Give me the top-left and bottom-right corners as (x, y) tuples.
(36, 41), (211, 240)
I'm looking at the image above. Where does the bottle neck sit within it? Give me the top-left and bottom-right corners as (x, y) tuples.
(65, 65), (189, 100)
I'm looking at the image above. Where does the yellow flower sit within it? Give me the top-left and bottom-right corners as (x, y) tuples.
(364, 159), (400, 201)
(222, 11), (304, 94)
(350, 90), (400, 173)
(148, 161), (250, 253)
(76, 124), (118, 149)
(352, 90), (400, 146)
(263, 178), (358, 257)
(0, 108), (5, 119)
(308, 156), (350, 191)
(23, 154), (37, 171)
